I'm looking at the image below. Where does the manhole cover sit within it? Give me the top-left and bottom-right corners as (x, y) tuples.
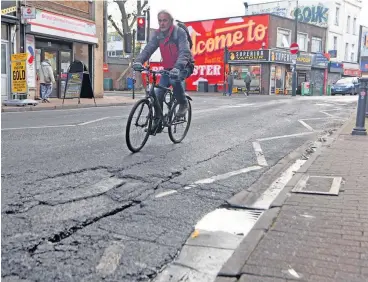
(292, 175), (342, 195)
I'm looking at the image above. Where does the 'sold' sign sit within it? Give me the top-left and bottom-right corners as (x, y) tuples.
(11, 53), (28, 93)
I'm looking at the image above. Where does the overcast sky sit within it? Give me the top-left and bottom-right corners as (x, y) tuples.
(148, 0), (368, 28)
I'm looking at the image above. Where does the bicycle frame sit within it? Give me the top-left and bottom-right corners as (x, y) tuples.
(146, 69), (174, 124)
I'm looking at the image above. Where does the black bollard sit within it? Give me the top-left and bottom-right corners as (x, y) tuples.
(352, 78), (368, 136)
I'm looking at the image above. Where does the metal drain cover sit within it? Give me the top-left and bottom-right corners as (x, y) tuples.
(292, 175), (342, 195)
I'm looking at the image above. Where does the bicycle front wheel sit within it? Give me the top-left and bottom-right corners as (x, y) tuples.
(126, 99), (153, 153)
(168, 100), (192, 144)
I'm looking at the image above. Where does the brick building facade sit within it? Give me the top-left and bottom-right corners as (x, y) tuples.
(21, 0), (104, 99)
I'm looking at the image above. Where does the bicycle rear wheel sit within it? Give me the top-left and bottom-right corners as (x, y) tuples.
(126, 99), (152, 153)
(168, 100), (192, 144)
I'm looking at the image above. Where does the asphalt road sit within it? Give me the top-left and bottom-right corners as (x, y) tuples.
(1, 94), (357, 282)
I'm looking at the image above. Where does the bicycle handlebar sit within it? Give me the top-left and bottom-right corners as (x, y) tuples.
(134, 67), (170, 75)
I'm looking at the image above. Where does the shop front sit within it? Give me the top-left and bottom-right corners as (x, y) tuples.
(268, 50), (312, 95)
(25, 9), (98, 98)
(228, 50), (269, 94)
(311, 53), (329, 95)
(1, 1), (18, 101)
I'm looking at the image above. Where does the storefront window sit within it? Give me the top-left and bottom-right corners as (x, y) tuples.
(270, 65), (285, 94)
(1, 43), (7, 74)
(231, 65), (261, 94)
(1, 24), (8, 40)
(73, 42), (89, 66)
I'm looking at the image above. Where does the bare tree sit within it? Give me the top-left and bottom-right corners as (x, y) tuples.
(108, 0), (148, 84)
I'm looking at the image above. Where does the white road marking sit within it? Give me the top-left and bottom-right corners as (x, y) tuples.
(78, 117), (111, 125)
(155, 190), (178, 198)
(298, 120), (314, 131)
(250, 159), (306, 210)
(96, 242), (124, 275)
(257, 132), (316, 141)
(1, 124), (76, 131)
(288, 268), (301, 279)
(192, 165), (263, 185)
(194, 208), (263, 235)
(320, 111), (336, 117)
(252, 141), (268, 166)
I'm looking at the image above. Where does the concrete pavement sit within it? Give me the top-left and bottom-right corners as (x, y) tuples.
(1, 95), (362, 281)
(1, 91), (227, 112)
(213, 116), (368, 282)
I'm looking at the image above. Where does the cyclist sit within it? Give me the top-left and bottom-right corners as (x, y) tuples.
(132, 10), (194, 132)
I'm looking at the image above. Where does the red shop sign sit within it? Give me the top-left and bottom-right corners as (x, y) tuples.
(343, 68), (361, 77)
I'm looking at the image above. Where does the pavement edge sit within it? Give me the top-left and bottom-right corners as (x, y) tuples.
(1, 102), (131, 112)
(216, 111), (356, 279)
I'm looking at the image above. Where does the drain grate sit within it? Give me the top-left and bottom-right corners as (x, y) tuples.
(292, 175), (342, 195)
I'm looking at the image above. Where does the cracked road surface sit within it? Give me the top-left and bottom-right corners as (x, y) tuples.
(2, 95), (357, 281)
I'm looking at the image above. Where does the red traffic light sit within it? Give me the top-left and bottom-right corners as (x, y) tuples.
(137, 17), (145, 27)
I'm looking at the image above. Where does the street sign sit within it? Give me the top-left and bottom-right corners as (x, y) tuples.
(11, 53), (28, 94)
(291, 54), (298, 60)
(290, 42), (299, 55)
(21, 6), (36, 20)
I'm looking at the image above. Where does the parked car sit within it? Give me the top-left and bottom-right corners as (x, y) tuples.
(331, 77), (360, 96)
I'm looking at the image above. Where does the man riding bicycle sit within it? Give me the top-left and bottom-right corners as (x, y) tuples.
(132, 10), (194, 132)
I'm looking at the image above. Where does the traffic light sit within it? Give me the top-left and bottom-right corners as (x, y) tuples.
(136, 16), (146, 42)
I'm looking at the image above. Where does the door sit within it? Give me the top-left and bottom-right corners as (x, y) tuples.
(42, 49), (58, 98)
(59, 50), (72, 98)
(1, 41), (8, 101)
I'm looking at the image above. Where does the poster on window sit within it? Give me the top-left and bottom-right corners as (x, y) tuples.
(285, 72), (292, 94)
(25, 34), (36, 88)
(231, 65), (261, 94)
(275, 66), (284, 94)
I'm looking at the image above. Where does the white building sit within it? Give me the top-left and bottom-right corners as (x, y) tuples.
(245, 0), (363, 68)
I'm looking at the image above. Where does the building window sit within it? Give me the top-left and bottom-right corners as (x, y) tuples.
(351, 44), (355, 62)
(277, 28), (291, 48)
(345, 43), (349, 61)
(333, 36), (337, 50)
(297, 32), (308, 51)
(335, 7), (340, 26)
(353, 18), (357, 35)
(347, 16), (350, 33)
(311, 37), (322, 53)
(1, 24), (8, 40)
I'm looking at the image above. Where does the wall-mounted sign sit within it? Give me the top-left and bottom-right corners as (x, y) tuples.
(328, 50), (337, 58)
(21, 7), (36, 20)
(360, 57), (368, 72)
(344, 69), (361, 77)
(28, 9), (98, 44)
(329, 62), (343, 73)
(229, 50), (269, 62)
(1, 1), (17, 18)
(269, 50), (312, 66)
(312, 52), (329, 68)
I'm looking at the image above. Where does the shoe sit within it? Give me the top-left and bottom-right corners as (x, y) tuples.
(176, 101), (188, 117)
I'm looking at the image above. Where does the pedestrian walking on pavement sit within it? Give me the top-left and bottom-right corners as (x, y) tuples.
(227, 72), (234, 96)
(244, 72), (251, 96)
(39, 59), (55, 103)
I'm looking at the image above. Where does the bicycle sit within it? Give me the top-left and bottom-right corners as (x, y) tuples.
(125, 66), (192, 153)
